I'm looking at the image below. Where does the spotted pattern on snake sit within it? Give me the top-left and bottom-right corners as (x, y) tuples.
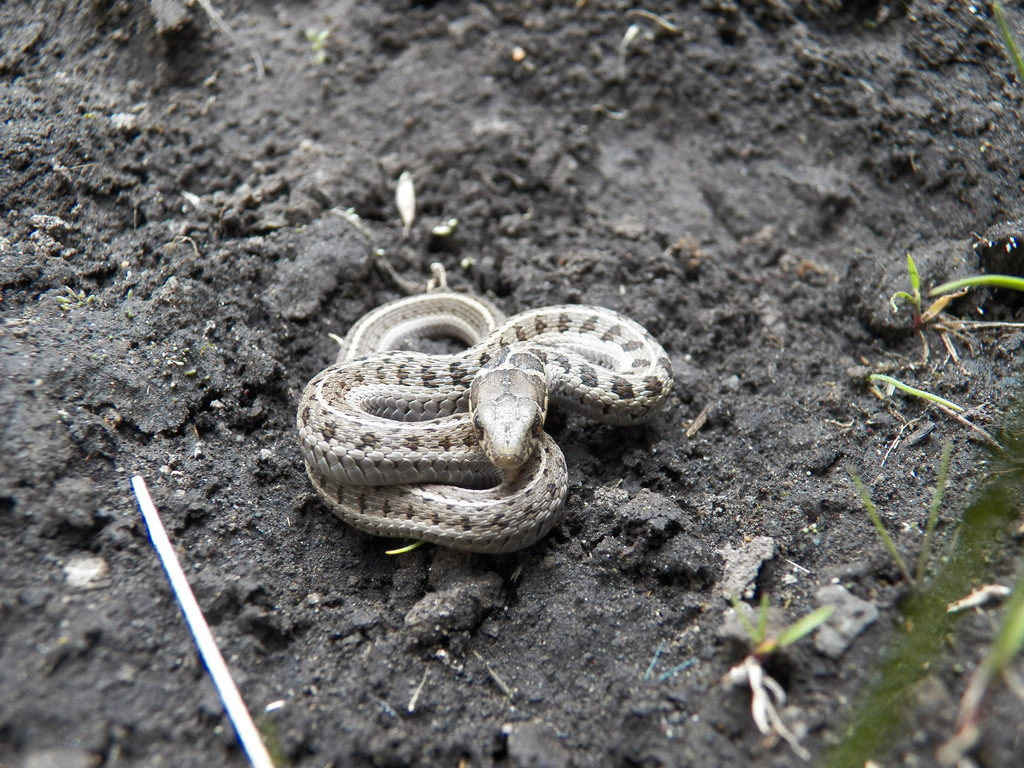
(297, 292), (674, 554)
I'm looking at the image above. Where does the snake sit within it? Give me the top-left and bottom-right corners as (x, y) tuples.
(297, 285), (674, 554)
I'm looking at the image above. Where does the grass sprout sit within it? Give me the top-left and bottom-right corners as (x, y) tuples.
(868, 374), (965, 413)
(917, 441), (953, 584)
(731, 594), (834, 656)
(867, 374), (999, 447)
(849, 442), (954, 590)
(868, 374), (1003, 450)
(988, 572), (1024, 674)
(993, 1), (1024, 83)
(938, 563), (1024, 765)
(774, 606), (838, 651)
(889, 252), (922, 314)
(725, 595), (835, 760)
(385, 540), (425, 555)
(889, 255), (1024, 354)
(848, 470), (914, 586)
(56, 286), (95, 311)
(304, 27), (331, 65)
(929, 273), (1024, 297)
(889, 252), (960, 329)
(827, 476), (1019, 768)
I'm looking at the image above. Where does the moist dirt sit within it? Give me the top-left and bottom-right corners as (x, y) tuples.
(2, 2), (1024, 767)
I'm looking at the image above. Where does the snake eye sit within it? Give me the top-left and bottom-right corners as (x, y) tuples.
(473, 416), (483, 431)
(532, 415), (543, 435)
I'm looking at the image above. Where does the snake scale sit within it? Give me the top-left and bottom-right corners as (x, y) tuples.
(297, 284), (673, 554)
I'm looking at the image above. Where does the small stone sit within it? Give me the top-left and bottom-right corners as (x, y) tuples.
(63, 555), (109, 590)
(813, 584), (879, 658)
(716, 536), (775, 600)
(109, 112), (139, 133)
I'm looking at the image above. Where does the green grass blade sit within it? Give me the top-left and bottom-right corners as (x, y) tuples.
(889, 290), (917, 313)
(906, 252), (921, 298)
(993, 1), (1024, 83)
(848, 470), (914, 586)
(777, 606), (836, 648)
(890, 253), (922, 312)
(825, 482), (1018, 768)
(989, 563), (1024, 673)
(929, 274), (1024, 297)
(731, 594), (759, 642)
(755, 593), (770, 644)
(385, 540), (426, 555)
(916, 442), (952, 584)
(869, 374), (965, 413)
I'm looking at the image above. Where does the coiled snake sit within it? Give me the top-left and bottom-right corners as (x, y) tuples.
(297, 278), (673, 554)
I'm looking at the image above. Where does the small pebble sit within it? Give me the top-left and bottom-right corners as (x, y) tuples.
(814, 584), (878, 659)
(63, 556), (109, 590)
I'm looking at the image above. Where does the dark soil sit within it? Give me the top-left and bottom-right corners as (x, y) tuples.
(3, 2), (1024, 767)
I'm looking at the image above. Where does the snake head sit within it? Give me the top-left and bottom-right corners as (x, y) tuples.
(470, 350), (548, 470)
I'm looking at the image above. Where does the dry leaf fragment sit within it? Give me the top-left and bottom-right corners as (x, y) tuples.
(396, 171), (416, 237)
(947, 584), (1012, 613)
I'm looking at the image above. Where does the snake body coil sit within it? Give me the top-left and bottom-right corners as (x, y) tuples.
(297, 292), (673, 554)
